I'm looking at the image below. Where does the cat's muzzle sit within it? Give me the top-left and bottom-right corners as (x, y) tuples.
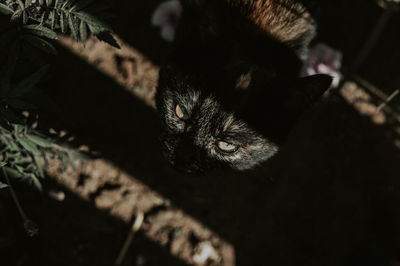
(160, 136), (206, 174)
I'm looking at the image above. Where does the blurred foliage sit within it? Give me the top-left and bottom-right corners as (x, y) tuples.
(0, 0), (116, 191)
(0, 122), (85, 191)
(0, 0), (118, 47)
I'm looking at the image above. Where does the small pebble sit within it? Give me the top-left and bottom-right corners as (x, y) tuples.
(48, 189), (66, 201)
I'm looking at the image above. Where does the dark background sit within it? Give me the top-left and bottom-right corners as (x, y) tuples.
(1, 1), (399, 265)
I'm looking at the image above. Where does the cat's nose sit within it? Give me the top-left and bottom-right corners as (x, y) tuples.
(175, 162), (203, 175)
(176, 145), (196, 165)
(176, 166), (194, 174)
(174, 142), (203, 174)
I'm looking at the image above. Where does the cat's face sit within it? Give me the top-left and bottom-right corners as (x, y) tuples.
(156, 65), (331, 173)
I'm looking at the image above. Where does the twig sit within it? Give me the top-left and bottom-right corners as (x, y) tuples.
(114, 211), (144, 266)
(377, 89), (399, 111)
(2, 167), (27, 221)
(1, 167), (39, 237)
(351, 2), (396, 71)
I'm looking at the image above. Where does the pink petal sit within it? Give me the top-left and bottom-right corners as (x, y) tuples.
(161, 25), (175, 42)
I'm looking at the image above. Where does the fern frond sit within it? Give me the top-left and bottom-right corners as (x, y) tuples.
(1, 0), (119, 48)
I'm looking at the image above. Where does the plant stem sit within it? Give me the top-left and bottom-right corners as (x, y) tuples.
(2, 167), (28, 221)
(114, 212), (144, 266)
(1, 167), (39, 236)
(351, 2), (396, 71)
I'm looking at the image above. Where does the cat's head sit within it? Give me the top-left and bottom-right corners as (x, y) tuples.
(155, 65), (332, 173)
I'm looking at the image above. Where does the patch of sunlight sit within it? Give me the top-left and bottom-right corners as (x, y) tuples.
(58, 35), (158, 109)
(341, 76), (400, 127)
(55, 34), (236, 265)
(46, 157), (235, 266)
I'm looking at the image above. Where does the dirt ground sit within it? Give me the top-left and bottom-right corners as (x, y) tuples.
(1, 0), (400, 266)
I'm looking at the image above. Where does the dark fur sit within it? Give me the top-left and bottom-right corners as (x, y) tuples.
(156, 0), (332, 173)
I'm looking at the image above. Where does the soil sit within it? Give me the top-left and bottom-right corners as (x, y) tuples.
(1, 1), (400, 266)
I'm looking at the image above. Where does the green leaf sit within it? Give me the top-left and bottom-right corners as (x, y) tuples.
(25, 0), (33, 8)
(2, 136), (19, 151)
(15, 165), (28, 175)
(79, 20), (88, 45)
(67, 153), (78, 171)
(60, 11), (65, 33)
(17, 0), (25, 9)
(0, 182), (8, 189)
(23, 34), (58, 55)
(95, 32), (119, 49)
(50, 10), (56, 30)
(10, 9), (23, 21)
(30, 174), (42, 191)
(61, 0), (69, 9)
(26, 134), (53, 148)
(42, 151), (49, 168)
(69, 2), (77, 12)
(17, 137), (40, 155)
(6, 151), (22, 159)
(74, 11), (113, 34)
(23, 24), (59, 40)
(0, 162), (6, 167)
(4, 167), (25, 179)
(31, 121), (38, 129)
(22, 10), (28, 24)
(67, 13), (78, 40)
(11, 64), (49, 97)
(33, 155), (44, 178)
(0, 3), (13, 15)
(60, 153), (68, 171)
(13, 124), (25, 133)
(40, 9), (47, 25)
(12, 156), (32, 164)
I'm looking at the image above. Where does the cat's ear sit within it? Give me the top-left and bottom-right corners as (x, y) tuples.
(266, 74), (332, 142)
(286, 74), (332, 109)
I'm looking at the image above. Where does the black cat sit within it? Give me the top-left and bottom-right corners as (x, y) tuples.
(155, 0), (332, 173)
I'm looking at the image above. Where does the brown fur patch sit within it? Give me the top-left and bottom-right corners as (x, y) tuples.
(226, 0), (315, 44)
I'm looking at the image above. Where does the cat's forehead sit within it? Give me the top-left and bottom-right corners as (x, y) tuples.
(221, 114), (247, 132)
(198, 100), (249, 136)
(175, 88), (246, 130)
(173, 86), (201, 103)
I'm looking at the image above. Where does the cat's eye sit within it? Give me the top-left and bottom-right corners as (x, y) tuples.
(216, 141), (238, 153)
(175, 104), (189, 120)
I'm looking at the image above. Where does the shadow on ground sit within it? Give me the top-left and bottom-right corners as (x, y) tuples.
(0, 179), (189, 266)
(38, 46), (400, 266)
